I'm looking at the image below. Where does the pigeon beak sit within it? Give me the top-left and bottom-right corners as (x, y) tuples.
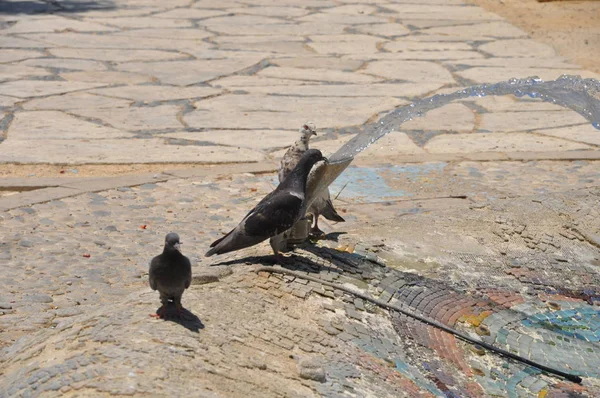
(312, 131), (317, 136)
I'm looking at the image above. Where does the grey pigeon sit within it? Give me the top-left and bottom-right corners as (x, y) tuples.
(149, 233), (192, 318)
(206, 149), (325, 261)
(278, 123), (345, 236)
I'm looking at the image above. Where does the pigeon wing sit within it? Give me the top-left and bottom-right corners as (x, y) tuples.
(148, 255), (160, 291)
(205, 192), (303, 256)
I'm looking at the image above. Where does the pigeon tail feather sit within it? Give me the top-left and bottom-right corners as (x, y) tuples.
(321, 199), (345, 222)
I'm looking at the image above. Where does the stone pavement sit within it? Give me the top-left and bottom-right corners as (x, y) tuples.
(1, 0), (600, 166)
(1, 0), (600, 397)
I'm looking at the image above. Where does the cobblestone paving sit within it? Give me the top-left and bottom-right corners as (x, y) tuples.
(1, 0), (600, 165)
(1, 161), (599, 397)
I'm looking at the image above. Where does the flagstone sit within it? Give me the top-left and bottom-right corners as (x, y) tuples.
(71, 105), (183, 131)
(113, 28), (212, 40)
(272, 57), (363, 71)
(479, 39), (556, 58)
(90, 85), (222, 102)
(402, 103), (475, 132)
(159, 130), (299, 150)
(535, 125), (600, 147)
(0, 139), (265, 164)
(23, 92), (132, 111)
(0, 64), (49, 81)
(308, 34), (383, 55)
(60, 71), (153, 84)
(0, 80), (106, 98)
(355, 24), (411, 38)
(116, 58), (263, 86)
(206, 22), (345, 36)
(89, 17), (193, 29)
(422, 22), (527, 40)
(20, 58), (107, 71)
(425, 132), (592, 154)
(2, 16), (117, 33)
(456, 67), (599, 84)
(186, 94), (403, 129)
(152, 8), (227, 19)
(49, 48), (188, 62)
(480, 111), (590, 133)
(225, 7), (309, 17)
(257, 67), (381, 84)
(0, 49), (44, 63)
(7, 111), (133, 140)
(362, 60), (455, 84)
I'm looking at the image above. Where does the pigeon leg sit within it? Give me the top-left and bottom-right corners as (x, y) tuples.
(310, 213), (325, 237)
(150, 304), (167, 319)
(174, 296), (185, 318)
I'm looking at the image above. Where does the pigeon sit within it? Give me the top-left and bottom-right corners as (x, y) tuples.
(278, 123), (345, 236)
(149, 233), (192, 318)
(206, 149), (325, 260)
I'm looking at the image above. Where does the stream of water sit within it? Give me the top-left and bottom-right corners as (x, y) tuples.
(306, 75), (600, 202)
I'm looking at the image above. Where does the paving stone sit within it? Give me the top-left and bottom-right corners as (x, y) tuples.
(480, 111), (589, 133)
(361, 60), (455, 84)
(48, 48), (189, 62)
(22, 92), (132, 111)
(7, 111), (133, 140)
(0, 81), (106, 98)
(307, 34), (383, 55)
(116, 58), (263, 86)
(185, 94), (403, 129)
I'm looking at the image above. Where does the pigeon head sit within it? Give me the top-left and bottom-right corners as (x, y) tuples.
(164, 232), (181, 251)
(296, 149), (325, 173)
(299, 123), (317, 143)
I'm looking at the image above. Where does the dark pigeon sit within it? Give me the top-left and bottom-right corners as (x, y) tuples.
(206, 149), (325, 260)
(149, 233), (192, 318)
(278, 123), (344, 236)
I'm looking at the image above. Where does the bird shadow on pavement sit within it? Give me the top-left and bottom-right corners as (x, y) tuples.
(207, 245), (362, 275)
(154, 305), (205, 333)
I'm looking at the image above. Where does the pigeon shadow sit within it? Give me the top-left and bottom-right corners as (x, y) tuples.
(314, 231), (347, 242)
(210, 251), (344, 275)
(0, 0), (114, 14)
(154, 304), (204, 333)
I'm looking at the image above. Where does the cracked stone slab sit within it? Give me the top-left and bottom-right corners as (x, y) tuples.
(1, 15), (118, 34)
(535, 125), (600, 147)
(186, 94), (403, 129)
(218, 41), (314, 55)
(479, 39), (557, 58)
(89, 85), (223, 102)
(88, 17), (194, 29)
(18, 33), (210, 51)
(70, 105), (182, 131)
(0, 95), (21, 108)
(257, 66), (381, 84)
(425, 133), (592, 154)
(361, 60), (456, 84)
(402, 103), (475, 133)
(19, 58), (107, 71)
(160, 130), (299, 150)
(22, 92), (132, 111)
(0, 49), (44, 63)
(112, 28), (212, 41)
(353, 23), (411, 38)
(48, 48), (190, 62)
(206, 22), (346, 36)
(456, 67), (600, 84)
(385, 4), (504, 21)
(151, 8), (227, 19)
(116, 58), (264, 86)
(60, 70), (154, 84)
(421, 21), (527, 40)
(0, 139), (265, 164)
(480, 111), (590, 133)
(7, 111), (134, 140)
(226, 6), (310, 17)
(307, 34), (383, 55)
(226, 83), (441, 98)
(0, 64), (50, 81)
(0, 80), (106, 98)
